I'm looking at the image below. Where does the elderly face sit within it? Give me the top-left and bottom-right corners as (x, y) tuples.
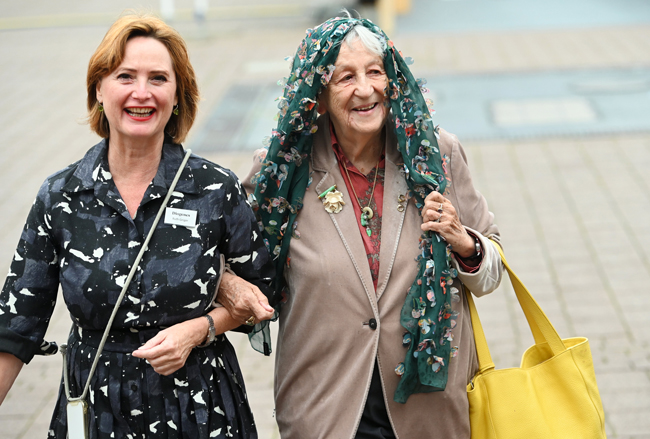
(96, 36), (177, 146)
(318, 38), (388, 142)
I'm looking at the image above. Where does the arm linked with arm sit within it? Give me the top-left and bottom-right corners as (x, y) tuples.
(137, 163), (278, 373)
(218, 169), (276, 326)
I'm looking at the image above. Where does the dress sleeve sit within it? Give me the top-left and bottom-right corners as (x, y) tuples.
(0, 180), (60, 363)
(218, 171), (275, 304)
(443, 132), (504, 297)
(218, 171), (277, 353)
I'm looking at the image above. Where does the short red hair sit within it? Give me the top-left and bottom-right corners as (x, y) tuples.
(87, 14), (199, 143)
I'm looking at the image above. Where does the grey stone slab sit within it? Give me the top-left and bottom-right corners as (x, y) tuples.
(0, 416), (32, 439)
(573, 319), (628, 338)
(593, 356), (634, 374)
(618, 290), (650, 309)
(597, 370), (650, 392)
(607, 411), (650, 436)
(601, 386), (650, 413)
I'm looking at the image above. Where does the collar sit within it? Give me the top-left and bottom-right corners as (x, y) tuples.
(60, 137), (200, 196)
(311, 113), (401, 174)
(150, 138), (200, 197)
(330, 122), (386, 176)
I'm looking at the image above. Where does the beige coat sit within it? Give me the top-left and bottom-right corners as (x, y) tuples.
(245, 114), (503, 439)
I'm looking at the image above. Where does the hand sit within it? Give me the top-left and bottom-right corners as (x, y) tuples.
(132, 319), (205, 376)
(421, 192), (475, 258)
(218, 272), (274, 326)
(254, 149), (268, 163)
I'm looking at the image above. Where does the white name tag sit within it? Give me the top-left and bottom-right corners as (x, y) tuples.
(165, 208), (197, 227)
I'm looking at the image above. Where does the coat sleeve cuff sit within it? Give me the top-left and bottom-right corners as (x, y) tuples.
(452, 227), (504, 297)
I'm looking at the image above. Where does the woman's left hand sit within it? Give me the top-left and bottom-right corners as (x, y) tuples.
(132, 318), (205, 376)
(421, 191), (475, 258)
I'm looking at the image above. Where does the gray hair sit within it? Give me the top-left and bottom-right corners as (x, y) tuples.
(337, 9), (387, 56)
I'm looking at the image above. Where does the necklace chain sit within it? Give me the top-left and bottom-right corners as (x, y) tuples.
(343, 159), (380, 237)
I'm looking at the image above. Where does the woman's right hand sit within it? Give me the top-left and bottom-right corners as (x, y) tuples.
(218, 272), (274, 326)
(132, 306), (242, 376)
(132, 319), (203, 376)
(421, 191), (475, 258)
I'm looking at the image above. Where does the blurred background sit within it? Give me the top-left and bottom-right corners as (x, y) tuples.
(0, 0), (649, 437)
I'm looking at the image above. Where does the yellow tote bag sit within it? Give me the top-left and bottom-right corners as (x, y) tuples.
(467, 243), (607, 439)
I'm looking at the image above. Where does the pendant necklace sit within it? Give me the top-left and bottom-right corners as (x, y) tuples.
(343, 159), (380, 237)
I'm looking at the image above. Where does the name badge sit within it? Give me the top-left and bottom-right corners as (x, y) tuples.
(164, 208), (197, 227)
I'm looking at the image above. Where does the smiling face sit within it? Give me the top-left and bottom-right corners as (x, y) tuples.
(96, 36), (177, 147)
(318, 38), (388, 144)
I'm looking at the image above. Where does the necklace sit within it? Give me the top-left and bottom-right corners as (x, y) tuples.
(343, 159), (380, 237)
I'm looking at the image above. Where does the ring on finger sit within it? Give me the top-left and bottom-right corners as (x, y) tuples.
(437, 203), (443, 214)
(245, 315), (255, 326)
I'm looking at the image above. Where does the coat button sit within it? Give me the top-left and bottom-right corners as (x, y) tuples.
(368, 318), (377, 330)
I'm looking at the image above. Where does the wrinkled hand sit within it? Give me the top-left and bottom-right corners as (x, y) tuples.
(132, 319), (204, 376)
(254, 149), (268, 163)
(421, 192), (474, 258)
(218, 272), (274, 326)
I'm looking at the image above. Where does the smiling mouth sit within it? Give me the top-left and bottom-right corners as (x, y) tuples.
(126, 107), (155, 118)
(353, 103), (377, 112)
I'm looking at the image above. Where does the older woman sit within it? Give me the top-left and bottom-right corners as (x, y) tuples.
(0, 14), (274, 438)
(218, 14), (505, 438)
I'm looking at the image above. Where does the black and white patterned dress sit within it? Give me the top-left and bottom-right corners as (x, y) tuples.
(0, 139), (274, 438)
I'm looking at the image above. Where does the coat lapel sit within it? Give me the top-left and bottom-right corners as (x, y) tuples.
(311, 114), (377, 305)
(376, 126), (409, 301)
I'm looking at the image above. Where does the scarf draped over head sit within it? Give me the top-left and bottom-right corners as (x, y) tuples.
(251, 16), (459, 404)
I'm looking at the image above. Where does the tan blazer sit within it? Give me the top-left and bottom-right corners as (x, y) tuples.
(244, 114), (503, 439)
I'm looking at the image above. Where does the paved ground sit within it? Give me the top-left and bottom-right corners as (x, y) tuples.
(0, 1), (649, 438)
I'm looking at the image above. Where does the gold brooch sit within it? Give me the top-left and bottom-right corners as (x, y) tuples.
(319, 185), (345, 213)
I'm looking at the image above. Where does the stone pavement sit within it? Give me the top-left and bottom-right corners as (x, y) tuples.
(0, 1), (649, 438)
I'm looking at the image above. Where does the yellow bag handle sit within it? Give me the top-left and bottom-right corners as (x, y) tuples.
(467, 241), (567, 371)
(466, 284), (495, 373)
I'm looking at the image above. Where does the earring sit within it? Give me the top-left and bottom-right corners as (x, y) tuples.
(172, 105), (179, 116)
(98, 102), (104, 112)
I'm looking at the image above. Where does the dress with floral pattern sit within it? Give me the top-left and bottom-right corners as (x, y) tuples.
(0, 139), (274, 439)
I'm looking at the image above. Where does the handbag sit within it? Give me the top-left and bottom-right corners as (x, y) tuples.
(59, 149), (193, 439)
(466, 242), (607, 439)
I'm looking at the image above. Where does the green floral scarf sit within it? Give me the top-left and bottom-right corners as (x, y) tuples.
(252, 16), (458, 404)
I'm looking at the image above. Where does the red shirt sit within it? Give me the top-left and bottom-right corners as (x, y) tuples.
(331, 129), (385, 291)
(331, 128), (481, 288)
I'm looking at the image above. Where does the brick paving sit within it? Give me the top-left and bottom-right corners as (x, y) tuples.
(0, 2), (649, 438)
